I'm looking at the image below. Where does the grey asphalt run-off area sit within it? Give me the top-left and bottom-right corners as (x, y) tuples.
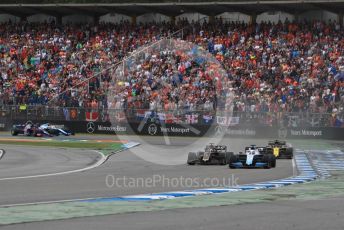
(0, 136), (293, 206)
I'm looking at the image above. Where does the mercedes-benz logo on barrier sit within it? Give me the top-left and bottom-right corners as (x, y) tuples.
(87, 122), (95, 133)
(148, 123), (158, 136)
(278, 127), (288, 139)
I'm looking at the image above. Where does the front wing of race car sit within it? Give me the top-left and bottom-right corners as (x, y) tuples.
(229, 155), (268, 168)
(229, 161), (268, 168)
(56, 128), (74, 136)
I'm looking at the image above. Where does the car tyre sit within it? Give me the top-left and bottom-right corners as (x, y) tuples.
(11, 129), (17, 136)
(229, 155), (238, 169)
(225, 152), (234, 164)
(286, 148), (293, 159)
(187, 152), (198, 165)
(271, 155), (276, 168)
(263, 155), (272, 169)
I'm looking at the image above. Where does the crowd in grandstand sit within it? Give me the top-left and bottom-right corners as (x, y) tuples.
(0, 17), (343, 118)
(109, 38), (230, 113)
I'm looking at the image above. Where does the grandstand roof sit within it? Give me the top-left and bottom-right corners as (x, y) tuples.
(0, 1), (343, 17)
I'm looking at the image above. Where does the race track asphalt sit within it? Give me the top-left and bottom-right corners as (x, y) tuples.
(0, 136), (293, 206)
(0, 145), (100, 179)
(4, 196), (342, 230)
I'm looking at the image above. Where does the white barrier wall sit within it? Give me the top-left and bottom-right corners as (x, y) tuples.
(257, 11), (294, 24)
(62, 14), (94, 24)
(137, 13), (170, 24)
(176, 13), (208, 23)
(100, 13), (131, 24)
(0, 14), (20, 23)
(27, 14), (56, 23)
(299, 10), (337, 23)
(216, 12), (250, 23)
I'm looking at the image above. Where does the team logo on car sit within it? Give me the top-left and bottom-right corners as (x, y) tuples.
(87, 122), (95, 133)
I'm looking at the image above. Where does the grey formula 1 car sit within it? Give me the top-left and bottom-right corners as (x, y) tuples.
(187, 144), (233, 165)
(229, 145), (276, 169)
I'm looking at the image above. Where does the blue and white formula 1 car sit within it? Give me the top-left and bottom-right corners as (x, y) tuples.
(228, 145), (276, 169)
(39, 123), (75, 136)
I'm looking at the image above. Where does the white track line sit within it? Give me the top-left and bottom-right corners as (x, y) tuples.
(0, 197), (102, 208)
(292, 155), (298, 177)
(0, 150), (107, 181)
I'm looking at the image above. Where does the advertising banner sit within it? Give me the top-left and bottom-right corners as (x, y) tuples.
(4, 119), (344, 140)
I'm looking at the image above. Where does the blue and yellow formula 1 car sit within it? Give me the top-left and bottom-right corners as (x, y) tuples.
(265, 140), (293, 159)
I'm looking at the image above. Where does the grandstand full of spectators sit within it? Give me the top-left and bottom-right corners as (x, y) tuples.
(0, 18), (343, 116)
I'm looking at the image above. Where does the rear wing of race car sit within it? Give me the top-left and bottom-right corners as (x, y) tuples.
(214, 145), (227, 151)
(244, 146), (267, 153)
(268, 140), (286, 146)
(257, 147), (267, 154)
